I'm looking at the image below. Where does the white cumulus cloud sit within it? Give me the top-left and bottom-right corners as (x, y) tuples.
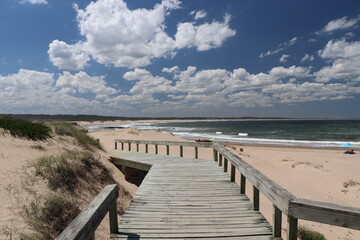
(48, 40), (90, 71)
(49, 0), (235, 70)
(260, 37), (297, 58)
(316, 39), (360, 82)
(279, 54), (290, 63)
(21, 0), (47, 4)
(318, 16), (360, 34)
(175, 14), (236, 51)
(191, 10), (207, 20)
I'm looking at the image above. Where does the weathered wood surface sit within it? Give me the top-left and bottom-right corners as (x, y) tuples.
(110, 151), (272, 239)
(56, 184), (119, 240)
(214, 143), (295, 215)
(114, 139), (213, 148)
(289, 198), (360, 230)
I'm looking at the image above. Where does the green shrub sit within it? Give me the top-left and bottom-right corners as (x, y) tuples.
(0, 117), (51, 141)
(49, 122), (102, 150)
(34, 151), (112, 192)
(21, 194), (80, 240)
(298, 226), (326, 240)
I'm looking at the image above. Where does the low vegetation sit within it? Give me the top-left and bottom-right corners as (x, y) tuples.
(298, 226), (326, 240)
(20, 150), (126, 239)
(33, 151), (111, 192)
(49, 121), (102, 150)
(0, 117), (51, 141)
(21, 194), (80, 240)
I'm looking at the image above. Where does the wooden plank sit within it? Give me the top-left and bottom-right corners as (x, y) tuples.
(111, 236), (275, 240)
(56, 184), (118, 240)
(289, 198), (360, 230)
(109, 150), (273, 240)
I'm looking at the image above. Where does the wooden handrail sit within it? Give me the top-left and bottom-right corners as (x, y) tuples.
(213, 143), (296, 214)
(214, 143), (360, 240)
(289, 198), (360, 230)
(114, 139), (213, 148)
(56, 184), (119, 240)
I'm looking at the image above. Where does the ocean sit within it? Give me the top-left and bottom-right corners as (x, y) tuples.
(87, 119), (360, 148)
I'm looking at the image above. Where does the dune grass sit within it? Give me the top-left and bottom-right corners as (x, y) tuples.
(0, 117), (51, 141)
(299, 226), (326, 240)
(22, 150), (117, 239)
(21, 194), (80, 240)
(49, 121), (102, 150)
(33, 151), (111, 192)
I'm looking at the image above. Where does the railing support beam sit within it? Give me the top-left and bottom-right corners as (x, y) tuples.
(287, 216), (298, 240)
(240, 173), (246, 194)
(253, 186), (260, 211)
(273, 205), (282, 238)
(230, 164), (236, 182)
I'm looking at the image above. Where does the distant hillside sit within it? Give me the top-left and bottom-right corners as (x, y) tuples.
(0, 114), (294, 122)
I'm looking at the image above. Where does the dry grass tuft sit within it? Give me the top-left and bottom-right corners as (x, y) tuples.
(127, 128), (140, 135)
(343, 180), (360, 188)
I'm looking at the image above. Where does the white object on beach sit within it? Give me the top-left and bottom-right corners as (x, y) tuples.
(238, 133), (248, 136)
(216, 132), (222, 134)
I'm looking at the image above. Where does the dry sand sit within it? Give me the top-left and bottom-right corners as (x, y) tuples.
(0, 130), (136, 239)
(90, 127), (360, 240)
(1, 121), (358, 240)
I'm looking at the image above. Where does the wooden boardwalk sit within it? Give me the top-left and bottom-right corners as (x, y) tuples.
(109, 151), (274, 240)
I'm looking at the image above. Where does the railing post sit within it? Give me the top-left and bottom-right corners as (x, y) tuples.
(253, 186), (260, 211)
(273, 204), (282, 238)
(213, 149), (218, 162)
(121, 142), (124, 150)
(180, 146), (183, 157)
(115, 142), (117, 150)
(219, 154), (223, 166)
(230, 164), (235, 182)
(155, 144), (158, 154)
(89, 233), (95, 240)
(166, 145), (170, 155)
(240, 173), (246, 194)
(128, 142), (131, 151)
(195, 147), (198, 159)
(287, 216), (298, 240)
(109, 201), (119, 234)
(224, 158), (228, 172)
(145, 144), (148, 153)
(136, 143), (139, 152)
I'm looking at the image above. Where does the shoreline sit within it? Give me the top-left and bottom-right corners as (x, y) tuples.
(81, 119), (360, 151)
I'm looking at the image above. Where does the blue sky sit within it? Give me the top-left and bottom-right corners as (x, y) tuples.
(1, 0), (360, 118)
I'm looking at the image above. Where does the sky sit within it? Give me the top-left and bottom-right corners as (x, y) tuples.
(1, 0), (360, 118)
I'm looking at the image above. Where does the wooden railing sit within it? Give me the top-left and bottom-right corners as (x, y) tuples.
(213, 143), (360, 240)
(114, 139), (212, 159)
(56, 184), (119, 240)
(58, 140), (360, 240)
(114, 139), (360, 240)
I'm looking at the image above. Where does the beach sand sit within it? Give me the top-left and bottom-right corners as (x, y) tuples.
(90, 127), (360, 240)
(0, 130), (136, 239)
